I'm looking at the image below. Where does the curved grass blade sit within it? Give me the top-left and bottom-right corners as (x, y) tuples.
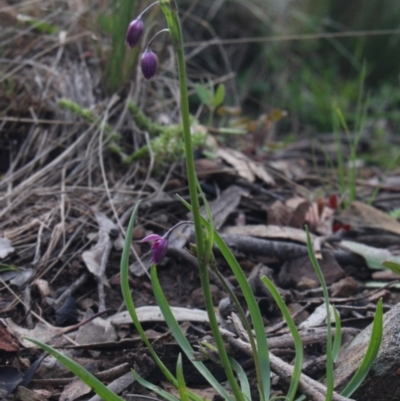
(121, 204), (203, 401)
(150, 265), (233, 401)
(131, 370), (180, 401)
(340, 298), (383, 398)
(332, 306), (342, 363)
(305, 226), (334, 401)
(261, 276), (303, 401)
(176, 354), (189, 401)
(25, 338), (125, 401)
(120, 203), (175, 382)
(229, 357), (251, 401)
(212, 229), (270, 400)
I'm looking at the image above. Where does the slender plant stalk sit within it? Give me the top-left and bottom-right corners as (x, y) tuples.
(158, 2), (243, 400)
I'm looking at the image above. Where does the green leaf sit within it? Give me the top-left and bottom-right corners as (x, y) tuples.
(176, 354), (190, 401)
(261, 276), (303, 401)
(340, 240), (400, 272)
(332, 306), (342, 363)
(150, 266), (233, 401)
(382, 261), (400, 274)
(211, 229), (271, 401)
(24, 338), (125, 401)
(131, 370), (180, 401)
(120, 204), (178, 387)
(195, 83), (213, 106)
(212, 83), (226, 108)
(121, 205), (205, 401)
(340, 299), (383, 398)
(230, 358), (251, 401)
(306, 227), (334, 401)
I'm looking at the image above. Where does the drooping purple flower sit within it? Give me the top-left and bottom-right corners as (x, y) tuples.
(141, 50), (158, 80)
(126, 19), (144, 48)
(140, 234), (168, 264)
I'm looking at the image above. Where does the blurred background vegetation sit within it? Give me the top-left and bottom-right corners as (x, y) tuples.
(2, 0), (400, 165)
(100, 0), (400, 133)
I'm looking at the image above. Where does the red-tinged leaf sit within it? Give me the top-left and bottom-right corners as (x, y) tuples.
(329, 194), (338, 210)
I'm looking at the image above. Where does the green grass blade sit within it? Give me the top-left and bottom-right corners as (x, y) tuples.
(229, 357), (251, 401)
(340, 298), (383, 398)
(120, 203), (179, 388)
(176, 354), (190, 401)
(332, 306), (342, 363)
(261, 276), (303, 401)
(211, 229), (270, 401)
(150, 265), (234, 401)
(196, 178), (214, 261)
(305, 227), (334, 401)
(25, 338), (125, 401)
(131, 370), (180, 401)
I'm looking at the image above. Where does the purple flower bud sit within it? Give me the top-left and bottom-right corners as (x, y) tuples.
(140, 234), (168, 264)
(126, 19), (144, 48)
(141, 50), (158, 80)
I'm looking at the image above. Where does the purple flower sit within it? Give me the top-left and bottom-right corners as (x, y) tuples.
(140, 234), (168, 264)
(126, 19), (144, 48)
(141, 50), (158, 80)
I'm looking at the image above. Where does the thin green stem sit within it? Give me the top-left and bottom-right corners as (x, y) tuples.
(159, 2), (243, 400)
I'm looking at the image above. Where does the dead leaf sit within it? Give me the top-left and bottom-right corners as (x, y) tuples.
(217, 147), (275, 185)
(337, 201), (400, 236)
(15, 386), (48, 401)
(82, 212), (122, 278)
(299, 303), (335, 330)
(59, 378), (91, 401)
(223, 224), (313, 244)
(109, 306), (215, 325)
(340, 240), (400, 272)
(0, 237), (14, 258)
(76, 310), (117, 345)
(5, 320), (65, 348)
(0, 321), (19, 353)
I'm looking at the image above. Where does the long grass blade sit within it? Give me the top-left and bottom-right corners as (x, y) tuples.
(120, 203), (177, 384)
(150, 265), (234, 401)
(229, 357), (251, 401)
(305, 227), (334, 401)
(261, 276), (303, 401)
(25, 338), (125, 401)
(332, 306), (342, 363)
(131, 370), (181, 401)
(340, 298), (383, 397)
(121, 204), (204, 401)
(211, 229), (270, 401)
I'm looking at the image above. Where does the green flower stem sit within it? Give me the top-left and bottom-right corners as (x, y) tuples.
(159, 1), (243, 400)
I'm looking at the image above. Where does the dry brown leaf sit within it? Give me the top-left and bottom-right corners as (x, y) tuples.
(59, 379), (91, 401)
(217, 148), (275, 185)
(5, 320), (65, 348)
(337, 201), (400, 236)
(223, 224), (314, 244)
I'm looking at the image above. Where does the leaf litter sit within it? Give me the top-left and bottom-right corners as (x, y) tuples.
(0, 2), (400, 401)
